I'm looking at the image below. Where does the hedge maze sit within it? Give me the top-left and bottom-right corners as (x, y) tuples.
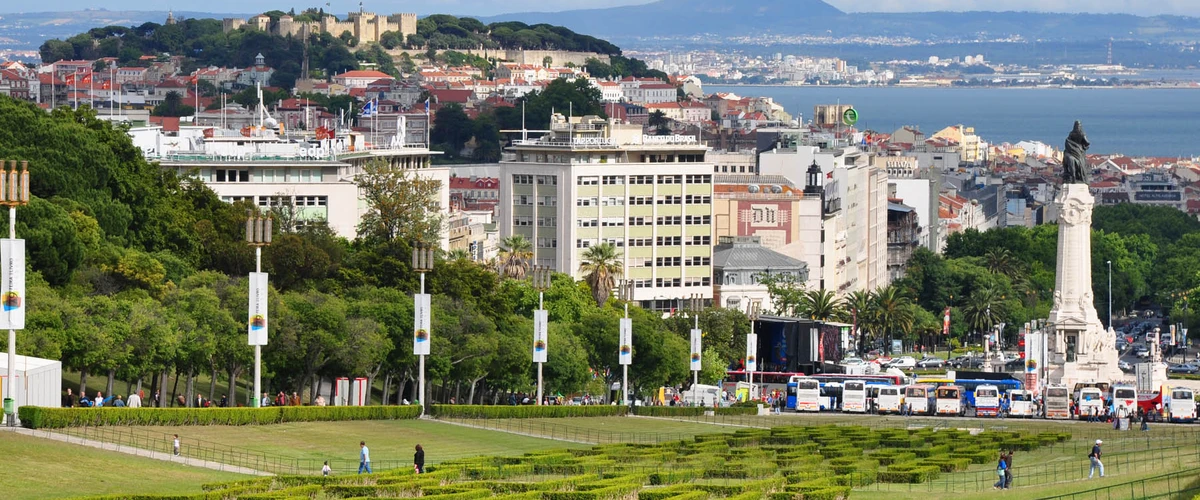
(80, 425), (1069, 500)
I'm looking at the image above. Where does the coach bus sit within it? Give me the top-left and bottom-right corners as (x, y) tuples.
(790, 376), (821, 412)
(935, 385), (964, 416)
(842, 380), (868, 413)
(905, 384), (934, 415)
(1045, 385), (1071, 419)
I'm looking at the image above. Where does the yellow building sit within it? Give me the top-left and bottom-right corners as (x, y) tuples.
(931, 124), (982, 164)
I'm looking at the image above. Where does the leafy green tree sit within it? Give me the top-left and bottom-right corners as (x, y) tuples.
(355, 158), (444, 242)
(802, 289), (842, 321)
(757, 272), (806, 316)
(430, 104), (473, 158)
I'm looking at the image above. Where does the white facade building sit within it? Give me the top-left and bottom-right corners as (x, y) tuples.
(498, 114), (714, 311)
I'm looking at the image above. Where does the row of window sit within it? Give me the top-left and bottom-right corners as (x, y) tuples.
(512, 175), (558, 185)
(651, 215), (712, 226)
(516, 195), (557, 206)
(625, 236), (710, 247)
(579, 175), (712, 186)
(655, 277), (713, 287)
(577, 197), (628, 207)
(250, 195), (328, 207)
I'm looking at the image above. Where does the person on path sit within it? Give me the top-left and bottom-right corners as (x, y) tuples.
(127, 391), (142, 408)
(414, 444), (425, 474)
(322, 461), (332, 476)
(173, 434), (180, 456)
(94, 391), (104, 407)
(1088, 439), (1104, 478)
(113, 395), (126, 407)
(358, 441), (372, 474)
(1003, 450), (1014, 488)
(260, 392), (271, 407)
(291, 392), (301, 407)
(993, 454), (1008, 489)
(62, 388), (74, 408)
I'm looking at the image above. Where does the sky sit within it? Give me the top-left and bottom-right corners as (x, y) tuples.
(10, 0), (1200, 17)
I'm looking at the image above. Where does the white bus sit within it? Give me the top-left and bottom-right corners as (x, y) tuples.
(1110, 384), (1138, 417)
(1008, 389), (1035, 418)
(935, 385), (964, 416)
(876, 386), (903, 414)
(1045, 385), (1071, 419)
(974, 384), (1001, 417)
(1167, 387), (1197, 423)
(1077, 387), (1104, 419)
(842, 380), (868, 413)
(792, 376), (821, 412)
(905, 384), (934, 415)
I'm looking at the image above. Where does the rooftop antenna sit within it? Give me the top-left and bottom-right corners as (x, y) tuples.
(256, 81), (264, 129)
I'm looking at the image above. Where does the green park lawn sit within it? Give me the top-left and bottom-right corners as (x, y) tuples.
(0, 432), (244, 500)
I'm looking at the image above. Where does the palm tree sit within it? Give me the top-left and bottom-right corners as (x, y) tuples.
(446, 248), (470, 261)
(802, 289), (842, 321)
(985, 248), (1020, 279)
(579, 243), (623, 307)
(497, 235), (533, 279)
(840, 290), (874, 353)
(962, 284), (1002, 345)
(873, 285), (914, 354)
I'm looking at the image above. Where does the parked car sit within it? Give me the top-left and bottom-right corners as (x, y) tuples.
(886, 356), (917, 370)
(1168, 363), (1199, 374)
(953, 357), (987, 369)
(841, 357), (865, 366)
(1135, 346), (1150, 358)
(916, 358), (946, 369)
(1118, 360), (1132, 373)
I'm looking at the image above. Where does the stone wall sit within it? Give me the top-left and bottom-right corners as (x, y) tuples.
(385, 48), (610, 67)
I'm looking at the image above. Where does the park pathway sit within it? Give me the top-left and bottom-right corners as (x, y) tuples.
(0, 426), (271, 476)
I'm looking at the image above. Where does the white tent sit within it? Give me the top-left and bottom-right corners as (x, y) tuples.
(0, 354), (63, 419)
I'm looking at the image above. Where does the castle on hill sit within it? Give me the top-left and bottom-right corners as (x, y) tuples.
(223, 11), (417, 45)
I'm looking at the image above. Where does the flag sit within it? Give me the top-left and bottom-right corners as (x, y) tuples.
(424, 98), (430, 114)
(361, 99), (376, 117)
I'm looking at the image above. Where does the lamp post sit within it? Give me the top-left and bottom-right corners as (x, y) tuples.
(618, 280), (633, 406)
(531, 265), (551, 406)
(245, 210), (272, 408)
(412, 242), (435, 416)
(746, 301), (759, 402)
(1106, 260), (1112, 329)
(688, 294), (704, 394)
(0, 160), (29, 427)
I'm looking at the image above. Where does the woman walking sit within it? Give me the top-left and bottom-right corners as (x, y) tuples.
(414, 444), (425, 474)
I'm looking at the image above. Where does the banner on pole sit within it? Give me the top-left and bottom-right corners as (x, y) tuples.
(247, 272), (268, 345)
(745, 333), (758, 373)
(689, 329), (702, 372)
(942, 307), (951, 336)
(413, 293), (431, 355)
(0, 239), (25, 330)
(619, 318), (632, 366)
(533, 309), (548, 363)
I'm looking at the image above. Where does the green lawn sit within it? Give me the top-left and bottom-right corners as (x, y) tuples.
(108, 419), (577, 467)
(448, 416), (742, 443)
(0, 432), (244, 500)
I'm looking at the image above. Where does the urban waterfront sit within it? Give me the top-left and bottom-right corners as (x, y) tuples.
(708, 85), (1200, 157)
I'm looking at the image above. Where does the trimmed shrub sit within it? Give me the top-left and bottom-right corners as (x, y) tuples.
(632, 406), (705, 417)
(18, 405), (421, 429)
(877, 464), (940, 483)
(431, 405), (627, 419)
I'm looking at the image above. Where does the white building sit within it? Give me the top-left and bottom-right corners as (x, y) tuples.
(332, 70), (394, 89)
(128, 124), (448, 243)
(498, 114), (714, 311)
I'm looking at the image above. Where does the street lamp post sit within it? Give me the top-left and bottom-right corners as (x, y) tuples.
(245, 210), (272, 408)
(618, 281), (633, 406)
(688, 294), (704, 394)
(412, 243), (435, 416)
(531, 265), (551, 406)
(746, 301), (759, 402)
(1107, 260), (1112, 329)
(1, 160), (30, 427)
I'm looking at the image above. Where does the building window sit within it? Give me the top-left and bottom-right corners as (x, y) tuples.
(657, 195), (682, 205)
(657, 175), (682, 184)
(577, 176), (599, 186)
(513, 174), (533, 184)
(629, 238), (653, 247)
(685, 215), (711, 225)
(538, 196), (557, 206)
(537, 217), (556, 227)
(630, 175), (654, 185)
(602, 197), (625, 206)
(576, 197), (598, 207)
(576, 239), (595, 249)
(517, 195), (533, 205)
(656, 216), (682, 225)
(655, 278), (682, 287)
(536, 175), (557, 185)
(514, 216), (533, 226)
(630, 196), (653, 205)
(685, 174), (711, 184)
(602, 175), (624, 185)
(601, 218), (624, 227)
(684, 195), (711, 204)
(656, 236), (681, 246)
(602, 238), (624, 247)
(577, 218), (598, 228)
(628, 217), (650, 226)
(537, 238), (558, 248)
(684, 256), (711, 266)
(655, 257), (681, 267)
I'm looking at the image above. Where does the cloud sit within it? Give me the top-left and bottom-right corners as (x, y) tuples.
(824, 0), (1200, 17)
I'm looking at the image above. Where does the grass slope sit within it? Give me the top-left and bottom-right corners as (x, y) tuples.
(0, 432), (243, 500)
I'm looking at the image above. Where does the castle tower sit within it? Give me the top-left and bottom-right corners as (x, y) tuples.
(279, 15), (295, 37)
(166, 10), (176, 25)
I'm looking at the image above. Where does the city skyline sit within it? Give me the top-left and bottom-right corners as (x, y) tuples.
(7, 0), (1200, 17)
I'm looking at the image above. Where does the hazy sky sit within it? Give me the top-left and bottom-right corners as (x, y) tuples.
(9, 0), (1200, 17)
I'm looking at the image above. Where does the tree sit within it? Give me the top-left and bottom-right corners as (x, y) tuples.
(873, 285), (914, 354)
(152, 91), (195, 117)
(802, 289), (842, 321)
(962, 284), (1003, 346)
(648, 110), (671, 135)
(758, 272), (806, 317)
(430, 104), (472, 158)
(579, 243), (623, 307)
(355, 158), (444, 242)
(497, 235), (533, 279)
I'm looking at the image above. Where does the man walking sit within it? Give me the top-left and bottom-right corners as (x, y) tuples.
(358, 441), (372, 474)
(127, 391), (142, 408)
(173, 434), (180, 456)
(1088, 439), (1104, 478)
(62, 388), (74, 408)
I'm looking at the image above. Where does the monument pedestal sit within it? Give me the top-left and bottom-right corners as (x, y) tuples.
(1046, 185), (1127, 387)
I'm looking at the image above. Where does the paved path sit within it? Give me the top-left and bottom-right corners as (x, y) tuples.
(0, 427), (270, 476)
(428, 417), (598, 445)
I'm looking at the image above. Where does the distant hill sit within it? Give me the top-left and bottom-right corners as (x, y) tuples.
(483, 0), (1200, 42)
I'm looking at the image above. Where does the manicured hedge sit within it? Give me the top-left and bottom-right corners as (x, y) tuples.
(630, 406), (758, 417)
(430, 405), (627, 419)
(18, 405), (421, 429)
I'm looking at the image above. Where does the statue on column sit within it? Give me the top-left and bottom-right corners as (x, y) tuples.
(1062, 120), (1091, 185)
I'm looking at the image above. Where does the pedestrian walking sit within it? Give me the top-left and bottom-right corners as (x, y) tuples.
(358, 441), (372, 474)
(993, 453), (1008, 489)
(260, 392), (271, 407)
(1088, 439), (1104, 478)
(173, 434), (180, 456)
(127, 391), (142, 408)
(414, 444), (425, 474)
(322, 461), (331, 476)
(1003, 450), (1014, 488)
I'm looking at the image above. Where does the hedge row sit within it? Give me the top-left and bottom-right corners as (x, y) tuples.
(429, 405), (627, 419)
(18, 405), (422, 429)
(630, 406), (759, 417)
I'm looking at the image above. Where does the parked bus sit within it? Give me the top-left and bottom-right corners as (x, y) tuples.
(1008, 389), (1035, 417)
(935, 385), (964, 416)
(1045, 385), (1071, 419)
(876, 386), (903, 414)
(842, 380), (868, 413)
(1077, 387), (1104, 419)
(791, 376), (821, 412)
(1167, 386), (1197, 423)
(905, 384), (934, 415)
(915, 377), (1022, 408)
(1110, 384), (1138, 417)
(974, 384), (1001, 417)
(819, 382), (843, 411)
